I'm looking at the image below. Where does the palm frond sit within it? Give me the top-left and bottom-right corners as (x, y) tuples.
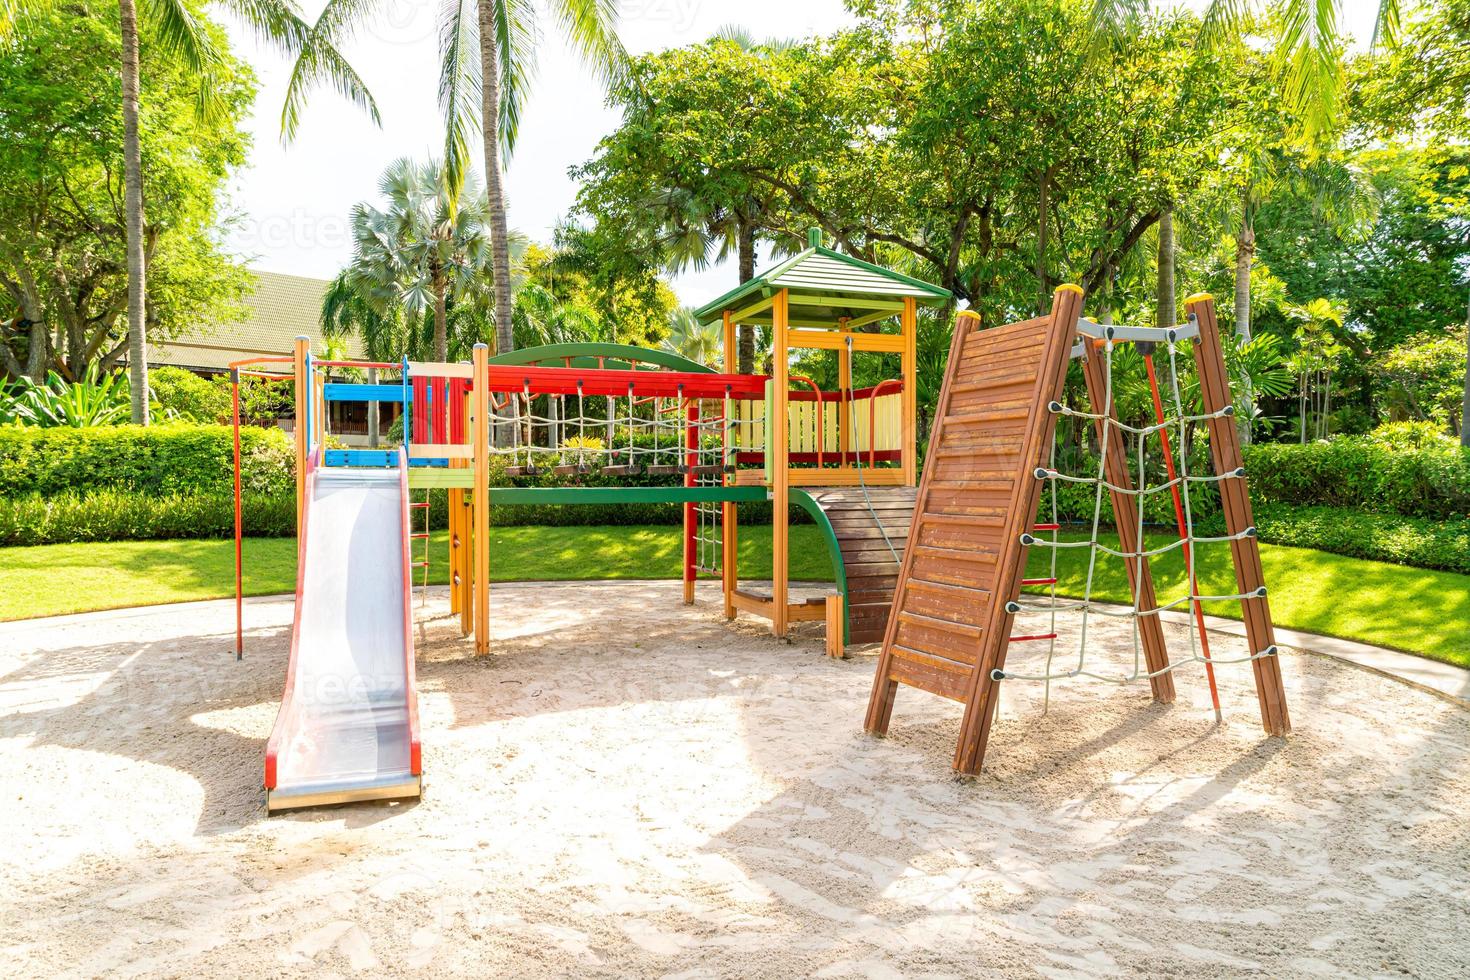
(1370, 0), (1401, 49)
(279, 0), (382, 141)
(1088, 0), (1149, 38)
(1, 0), (54, 38)
(548, 0), (624, 88)
(494, 0), (541, 158)
(1197, 0), (1253, 46)
(144, 0), (227, 119)
(216, 0), (310, 49)
(438, 0), (481, 202)
(1276, 0), (1344, 142)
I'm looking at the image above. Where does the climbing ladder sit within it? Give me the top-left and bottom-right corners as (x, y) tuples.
(864, 288), (1084, 773)
(864, 288), (1291, 776)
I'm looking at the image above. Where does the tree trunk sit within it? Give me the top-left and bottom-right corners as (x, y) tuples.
(1235, 198), (1256, 444)
(120, 0), (148, 424)
(1036, 170), (1050, 316)
(478, 0), (514, 360)
(1461, 289), (1470, 448)
(737, 219), (755, 375)
(432, 275), (448, 362)
(1156, 206), (1175, 328)
(1299, 376), (1307, 444)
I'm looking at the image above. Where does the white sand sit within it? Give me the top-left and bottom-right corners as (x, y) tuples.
(1, 581), (1466, 978)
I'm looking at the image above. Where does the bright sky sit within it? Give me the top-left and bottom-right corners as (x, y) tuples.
(222, 0), (852, 307)
(221, 0), (1383, 308)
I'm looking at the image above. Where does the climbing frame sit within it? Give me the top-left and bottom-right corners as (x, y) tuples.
(864, 287), (1082, 773)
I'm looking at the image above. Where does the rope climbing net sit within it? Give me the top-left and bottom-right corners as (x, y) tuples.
(484, 384), (739, 479)
(994, 323), (1280, 712)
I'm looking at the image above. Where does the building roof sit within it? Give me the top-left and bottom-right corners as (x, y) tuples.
(694, 231), (951, 328)
(151, 269), (363, 373)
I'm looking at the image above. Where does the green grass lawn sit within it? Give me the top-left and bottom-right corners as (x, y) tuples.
(1, 525), (1465, 667)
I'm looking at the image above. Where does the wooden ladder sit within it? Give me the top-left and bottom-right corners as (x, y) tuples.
(864, 287), (1083, 774)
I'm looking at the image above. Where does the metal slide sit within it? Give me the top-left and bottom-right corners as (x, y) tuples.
(265, 450), (421, 812)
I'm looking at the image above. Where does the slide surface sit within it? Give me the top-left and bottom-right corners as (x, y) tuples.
(265, 451), (421, 811)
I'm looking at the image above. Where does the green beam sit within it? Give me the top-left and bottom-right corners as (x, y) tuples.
(409, 469), (475, 489)
(786, 292), (906, 312)
(485, 342), (714, 374)
(787, 488), (850, 645)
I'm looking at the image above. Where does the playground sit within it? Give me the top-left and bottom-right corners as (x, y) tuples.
(2, 583), (1467, 976)
(3, 246), (1468, 975)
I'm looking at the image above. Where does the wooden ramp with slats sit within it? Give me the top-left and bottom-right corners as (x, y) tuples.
(864, 287), (1082, 775)
(801, 486), (916, 644)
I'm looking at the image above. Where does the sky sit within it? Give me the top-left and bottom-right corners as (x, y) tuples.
(222, 0), (852, 307)
(222, 0), (1384, 308)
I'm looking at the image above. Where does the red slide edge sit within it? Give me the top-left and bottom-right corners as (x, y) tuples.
(398, 447), (422, 776)
(264, 448), (321, 790)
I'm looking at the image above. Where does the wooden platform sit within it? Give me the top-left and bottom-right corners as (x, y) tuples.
(800, 487), (917, 644)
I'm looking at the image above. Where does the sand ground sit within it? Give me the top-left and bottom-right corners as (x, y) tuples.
(0, 581), (1467, 979)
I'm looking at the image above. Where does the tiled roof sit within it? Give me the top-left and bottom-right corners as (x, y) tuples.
(151, 269), (363, 372)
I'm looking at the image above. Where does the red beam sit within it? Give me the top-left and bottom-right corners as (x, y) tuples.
(483, 365), (766, 399)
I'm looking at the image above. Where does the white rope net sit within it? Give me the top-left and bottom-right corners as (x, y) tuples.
(995, 332), (1278, 709)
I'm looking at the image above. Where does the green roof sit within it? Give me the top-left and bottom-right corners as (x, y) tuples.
(694, 242), (951, 327)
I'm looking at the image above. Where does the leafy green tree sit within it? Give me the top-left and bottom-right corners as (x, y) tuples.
(1090, 0), (1404, 142)
(573, 29), (794, 373)
(2, 0), (376, 424)
(323, 157), (521, 363)
(432, 0), (623, 362)
(578, 0), (1243, 333)
(0, 4), (251, 384)
(1373, 328), (1467, 434)
(1361, 0), (1470, 141)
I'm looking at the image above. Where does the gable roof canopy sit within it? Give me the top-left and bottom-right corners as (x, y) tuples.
(694, 231), (950, 329)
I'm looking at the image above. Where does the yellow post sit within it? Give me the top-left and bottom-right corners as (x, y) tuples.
(722, 310), (739, 621)
(312, 370), (326, 448)
(292, 335), (309, 535)
(772, 289), (790, 637)
(901, 296), (918, 486)
(824, 594), (845, 659)
(472, 343), (491, 654)
(837, 316), (853, 462)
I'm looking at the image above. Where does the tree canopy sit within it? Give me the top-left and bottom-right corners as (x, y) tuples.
(0, 1), (253, 380)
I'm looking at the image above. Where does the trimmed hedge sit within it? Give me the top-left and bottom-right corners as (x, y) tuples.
(0, 423), (295, 497)
(1195, 503), (1470, 575)
(1240, 438), (1470, 520)
(0, 490), (296, 545)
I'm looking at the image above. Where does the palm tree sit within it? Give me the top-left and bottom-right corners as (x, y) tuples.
(1282, 298), (1346, 441)
(2, 0), (377, 425)
(436, 0), (624, 363)
(324, 158), (522, 363)
(512, 283), (604, 349)
(1090, 1), (1403, 142)
(661, 307), (723, 369)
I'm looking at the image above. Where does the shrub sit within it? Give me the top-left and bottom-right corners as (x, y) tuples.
(0, 490), (295, 545)
(1196, 503), (1470, 575)
(150, 367), (232, 423)
(0, 365), (132, 427)
(1242, 435), (1470, 519)
(0, 423), (295, 498)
